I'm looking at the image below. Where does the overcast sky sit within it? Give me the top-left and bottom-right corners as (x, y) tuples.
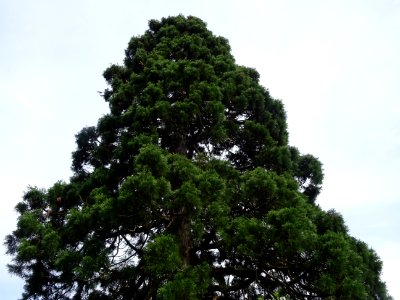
(1, 0), (399, 298)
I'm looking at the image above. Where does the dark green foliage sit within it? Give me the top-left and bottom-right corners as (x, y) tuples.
(6, 15), (391, 299)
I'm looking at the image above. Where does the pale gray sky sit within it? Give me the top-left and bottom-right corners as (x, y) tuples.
(1, 1), (399, 298)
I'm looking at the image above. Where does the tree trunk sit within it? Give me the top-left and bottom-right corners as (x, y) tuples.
(176, 134), (188, 156)
(178, 211), (191, 267)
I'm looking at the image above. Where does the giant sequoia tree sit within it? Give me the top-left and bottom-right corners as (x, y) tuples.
(6, 16), (391, 299)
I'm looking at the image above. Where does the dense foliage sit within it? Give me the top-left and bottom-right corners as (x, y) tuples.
(6, 15), (391, 299)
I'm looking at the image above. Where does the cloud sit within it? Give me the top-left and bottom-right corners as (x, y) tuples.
(13, 76), (54, 119)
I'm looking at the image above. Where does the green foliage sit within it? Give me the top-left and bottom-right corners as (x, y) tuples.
(157, 263), (210, 300)
(6, 15), (391, 299)
(144, 235), (182, 277)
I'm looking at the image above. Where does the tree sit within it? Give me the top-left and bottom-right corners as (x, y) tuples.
(6, 15), (391, 299)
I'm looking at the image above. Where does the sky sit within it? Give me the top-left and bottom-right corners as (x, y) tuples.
(1, 0), (399, 298)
